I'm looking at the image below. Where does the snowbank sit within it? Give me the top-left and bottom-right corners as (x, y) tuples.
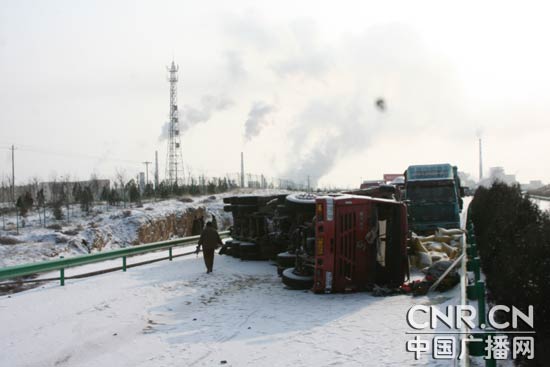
(0, 189), (289, 267)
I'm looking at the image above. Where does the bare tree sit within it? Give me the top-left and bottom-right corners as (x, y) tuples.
(115, 168), (127, 208)
(1, 176), (6, 205)
(49, 173), (59, 203)
(89, 172), (100, 201)
(6, 175), (14, 204)
(49, 173), (64, 220)
(186, 165), (193, 187)
(30, 177), (40, 201)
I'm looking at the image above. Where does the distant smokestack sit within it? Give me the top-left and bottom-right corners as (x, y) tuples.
(240, 152), (245, 188)
(478, 138), (483, 181)
(155, 150), (159, 189)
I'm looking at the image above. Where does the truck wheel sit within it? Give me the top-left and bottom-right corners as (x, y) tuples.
(239, 242), (260, 260)
(282, 267), (313, 290)
(276, 252), (296, 269)
(285, 193), (317, 205)
(227, 241), (240, 258)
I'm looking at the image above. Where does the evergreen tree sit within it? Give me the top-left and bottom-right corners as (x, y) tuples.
(72, 183), (82, 203)
(52, 201), (64, 220)
(157, 181), (170, 198)
(108, 188), (120, 206)
(126, 179), (140, 203)
(16, 191), (34, 217)
(37, 188), (45, 208)
(80, 186), (93, 213)
(143, 183), (154, 198)
(100, 186), (110, 202)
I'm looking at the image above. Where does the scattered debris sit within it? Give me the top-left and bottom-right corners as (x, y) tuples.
(375, 98), (386, 111)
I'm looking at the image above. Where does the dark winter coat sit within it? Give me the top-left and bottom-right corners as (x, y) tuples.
(198, 227), (223, 250)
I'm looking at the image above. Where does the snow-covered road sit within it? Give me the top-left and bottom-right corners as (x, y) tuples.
(0, 250), (454, 367)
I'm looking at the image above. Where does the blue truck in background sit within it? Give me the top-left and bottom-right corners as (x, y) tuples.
(404, 163), (464, 234)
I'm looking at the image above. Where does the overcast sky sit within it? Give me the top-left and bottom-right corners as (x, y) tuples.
(1, 0), (549, 188)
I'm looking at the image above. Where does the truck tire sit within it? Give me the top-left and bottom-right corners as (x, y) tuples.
(227, 240), (240, 258)
(276, 252), (296, 269)
(239, 241), (260, 260)
(285, 193), (317, 205)
(276, 252), (296, 276)
(282, 267), (313, 290)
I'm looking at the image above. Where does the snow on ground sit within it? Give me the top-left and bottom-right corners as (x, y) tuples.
(0, 193), (469, 366)
(0, 189), (287, 267)
(0, 250), (456, 367)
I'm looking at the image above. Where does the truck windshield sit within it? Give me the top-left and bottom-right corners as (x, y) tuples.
(407, 184), (456, 203)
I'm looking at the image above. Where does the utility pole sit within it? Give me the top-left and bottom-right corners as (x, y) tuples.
(154, 151), (159, 189)
(11, 145), (18, 234)
(142, 161), (152, 185)
(11, 145), (15, 203)
(307, 175), (310, 192)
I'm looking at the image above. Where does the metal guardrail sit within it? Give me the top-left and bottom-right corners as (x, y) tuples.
(462, 206), (497, 367)
(0, 230), (230, 283)
(529, 194), (550, 201)
(459, 208), (470, 367)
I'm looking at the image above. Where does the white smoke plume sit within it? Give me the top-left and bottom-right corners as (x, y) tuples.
(244, 101), (275, 141)
(159, 94), (234, 140)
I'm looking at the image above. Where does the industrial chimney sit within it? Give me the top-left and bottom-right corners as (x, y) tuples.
(240, 152), (245, 188)
(478, 138), (483, 181)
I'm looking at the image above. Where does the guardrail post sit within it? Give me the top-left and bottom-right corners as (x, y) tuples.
(122, 256), (127, 272)
(486, 356), (496, 366)
(466, 257), (481, 282)
(467, 243), (478, 257)
(477, 281), (486, 327)
(169, 247), (173, 261)
(60, 256), (65, 286)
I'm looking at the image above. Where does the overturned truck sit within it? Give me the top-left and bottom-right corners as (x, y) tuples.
(221, 192), (409, 293)
(221, 193), (316, 262)
(285, 195), (409, 292)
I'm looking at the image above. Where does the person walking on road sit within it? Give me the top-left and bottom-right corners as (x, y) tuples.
(196, 221), (223, 273)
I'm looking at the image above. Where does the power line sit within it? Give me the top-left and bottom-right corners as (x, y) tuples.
(0, 144), (142, 165)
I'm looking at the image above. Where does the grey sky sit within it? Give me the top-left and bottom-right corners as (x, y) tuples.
(1, 0), (549, 187)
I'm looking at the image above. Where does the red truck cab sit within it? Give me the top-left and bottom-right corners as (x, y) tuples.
(313, 195), (408, 293)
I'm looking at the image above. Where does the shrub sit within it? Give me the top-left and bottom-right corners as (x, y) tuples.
(470, 182), (550, 366)
(0, 236), (22, 245)
(51, 202), (64, 220)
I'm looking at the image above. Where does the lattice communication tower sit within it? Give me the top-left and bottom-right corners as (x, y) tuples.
(165, 61), (184, 185)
